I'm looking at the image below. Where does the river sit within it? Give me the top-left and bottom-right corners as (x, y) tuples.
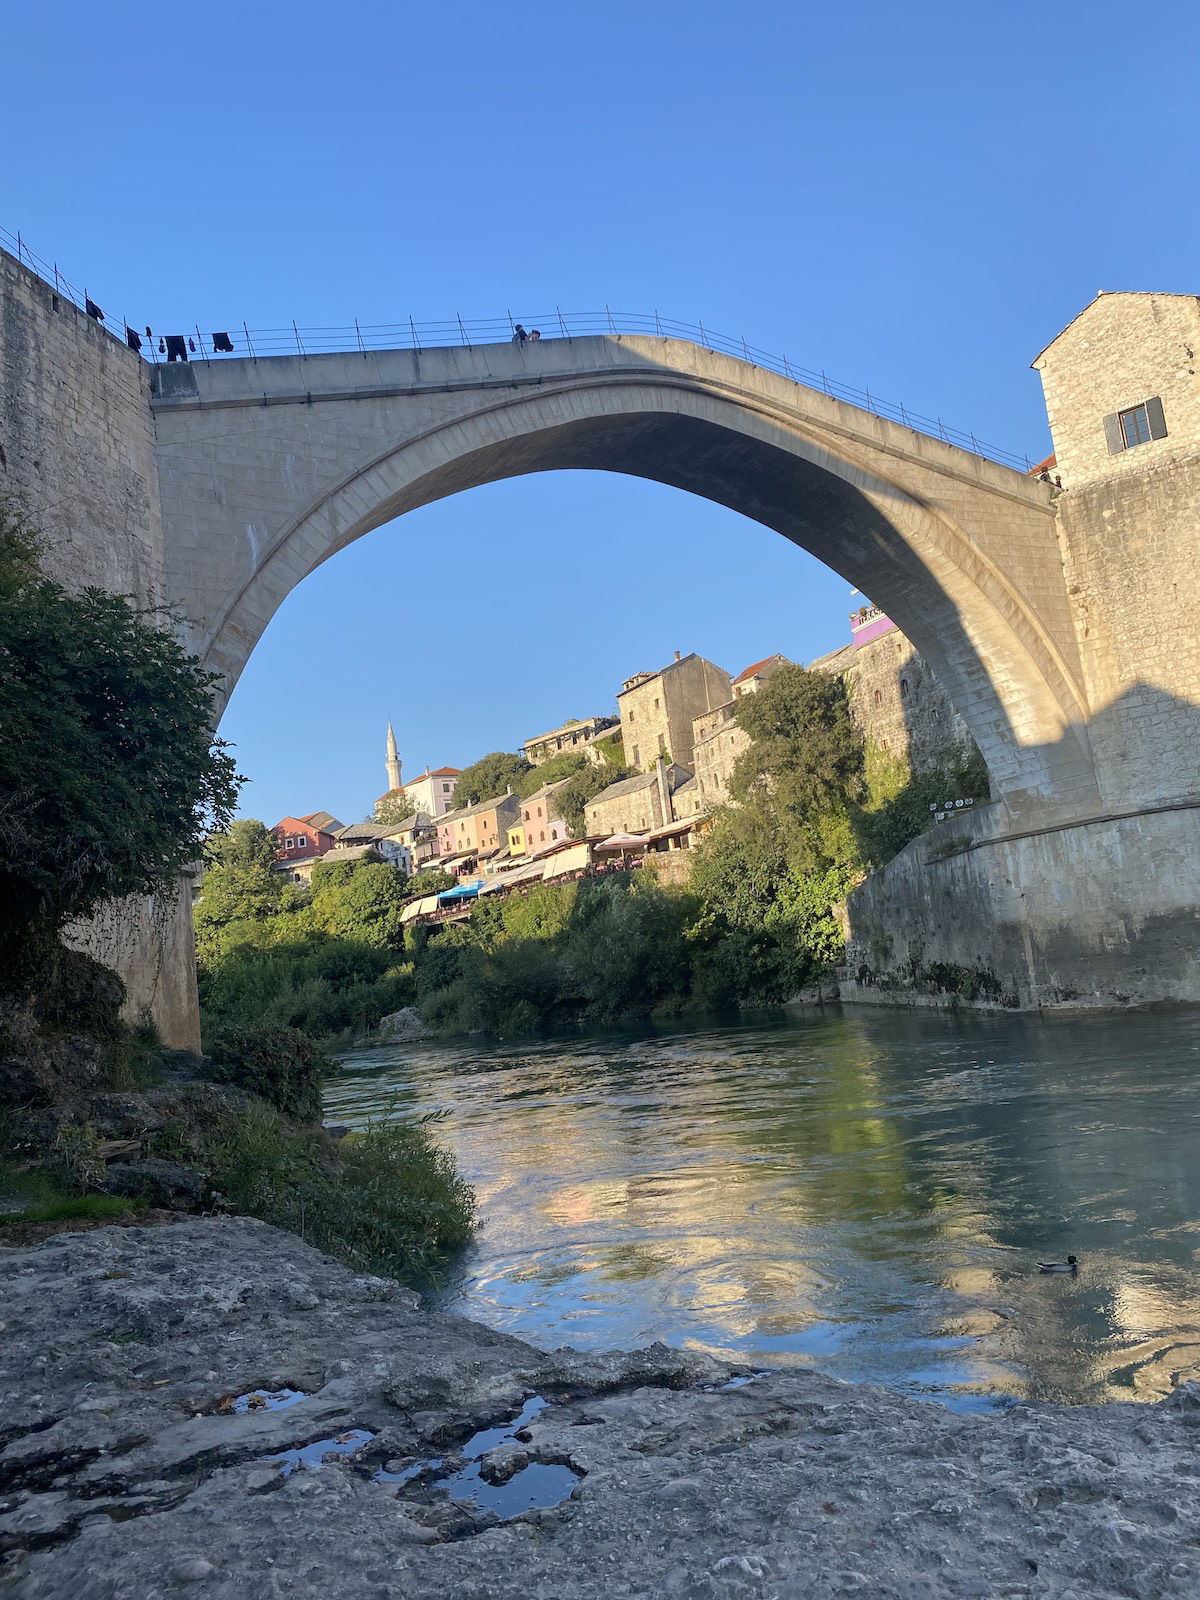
(325, 1006), (1200, 1411)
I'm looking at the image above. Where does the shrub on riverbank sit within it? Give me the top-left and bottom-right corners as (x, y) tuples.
(205, 1103), (475, 1283)
(205, 1025), (331, 1122)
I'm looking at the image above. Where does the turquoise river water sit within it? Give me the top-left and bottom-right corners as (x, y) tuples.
(325, 1006), (1200, 1411)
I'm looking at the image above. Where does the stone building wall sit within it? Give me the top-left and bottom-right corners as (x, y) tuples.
(619, 655), (731, 773)
(692, 708), (749, 811)
(691, 630), (976, 813)
(1033, 294), (1200, 813)
(1033, 293), (1200, 491)
(812, 628), (976, 774)
(841, 800), (1200, 1010)
(0, 249), (165, 600)
(585, 773), (666, 836)
(1055, 459), (1200, 811)
(0, 249), (198, 1047)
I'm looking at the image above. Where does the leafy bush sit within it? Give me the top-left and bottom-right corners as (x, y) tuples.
(205, 1103), (475, 1285)
(0, 505), (239, 986)
(206, 1026), (332, 1122)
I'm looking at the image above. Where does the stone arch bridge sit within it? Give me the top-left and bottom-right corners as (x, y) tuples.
(151, 335), (1097, 825)
(9, 240), (1200, 1037)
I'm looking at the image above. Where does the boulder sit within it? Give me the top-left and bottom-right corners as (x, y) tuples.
(101, 1157), (207, 1212)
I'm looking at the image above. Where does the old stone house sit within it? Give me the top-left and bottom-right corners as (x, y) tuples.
(584, 762), (691, 836)
(690, 630), (976, 812)
(690, 654), (789, 809)
(1031, 290), (1200, 812)
(618, 652), (731, 774)
(329, 821), (413, 875)
(523, 715), (617, 765)
(809, 626), (975, 773)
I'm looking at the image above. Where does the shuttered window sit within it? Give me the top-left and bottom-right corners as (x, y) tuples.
(1104, 396), (1167, 454)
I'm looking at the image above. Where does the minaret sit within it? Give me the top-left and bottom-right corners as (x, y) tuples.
(385, 721), (402, 792)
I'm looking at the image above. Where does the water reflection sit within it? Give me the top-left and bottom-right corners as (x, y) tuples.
(327, 1007), (1200, 1409)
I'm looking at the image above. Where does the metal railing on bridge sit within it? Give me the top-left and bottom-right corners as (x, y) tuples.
(2, 222), (1035, 472)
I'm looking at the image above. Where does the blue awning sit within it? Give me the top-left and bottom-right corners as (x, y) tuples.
(437, 881), (483, 902)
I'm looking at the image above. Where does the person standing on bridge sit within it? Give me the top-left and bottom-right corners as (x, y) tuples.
(512, 323), (528, 345)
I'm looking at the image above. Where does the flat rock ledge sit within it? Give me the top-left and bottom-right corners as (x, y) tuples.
(2, 1221), (1199, 1599)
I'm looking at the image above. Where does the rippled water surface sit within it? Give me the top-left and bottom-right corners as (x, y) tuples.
(326, 1007), (1200, 1409)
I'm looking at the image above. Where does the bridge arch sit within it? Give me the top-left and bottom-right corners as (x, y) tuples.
(153, 336), (1099, 822)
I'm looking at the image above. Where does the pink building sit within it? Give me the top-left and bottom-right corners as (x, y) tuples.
(849, 604), (898, 647)
(520, 778), (574, 854)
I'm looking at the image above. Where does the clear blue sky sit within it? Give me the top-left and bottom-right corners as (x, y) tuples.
(6, 0), (1198, 825)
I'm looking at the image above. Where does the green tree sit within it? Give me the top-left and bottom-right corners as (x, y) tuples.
(516, 750), (588, 796)
(403, 868), (456, 900)
(310, 858), (410, 949)
(374, 788), (413, 826)
(0, 506), (240, 983)
(451, 752), (532, 808)
(553, 762), (636, 834)
(193, 819), (287, 964)
(731, 663), (864, 827)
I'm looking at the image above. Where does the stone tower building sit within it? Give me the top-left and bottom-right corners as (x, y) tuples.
(385, 721), (402, 793)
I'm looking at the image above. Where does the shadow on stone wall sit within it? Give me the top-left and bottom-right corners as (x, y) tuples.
(842, 682), (1200, 1011)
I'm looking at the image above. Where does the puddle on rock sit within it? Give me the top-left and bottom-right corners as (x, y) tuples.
(375, 1395), (582, 1518)
(700, 1370), (773, 1392)
(228, 1387), (308, 1415)
(267, 1429), (375, 1477)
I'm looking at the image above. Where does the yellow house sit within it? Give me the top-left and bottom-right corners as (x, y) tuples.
(507, 824), (526, 857)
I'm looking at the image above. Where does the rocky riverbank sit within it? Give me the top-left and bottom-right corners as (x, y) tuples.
(3, 1218), (1199, 1600)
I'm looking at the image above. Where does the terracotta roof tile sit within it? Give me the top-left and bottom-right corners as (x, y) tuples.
(732, 653), (785, 686)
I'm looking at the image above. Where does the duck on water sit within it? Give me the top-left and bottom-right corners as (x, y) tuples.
(1039, 1255), (1079, 1274)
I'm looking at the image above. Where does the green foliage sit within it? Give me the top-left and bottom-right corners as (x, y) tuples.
(0, 505), (240, 983)
(309, 858), (410, 948)
(0, 1158), (144, 1228)
(592, 730), (625, 766)
(206, 1025), (332, 1122)
(405, 869), (456, 899)
(731, 664), (864, 852)
(196, 834), (419, 1043)
(198, 935), (414, 1043)
(205, 1103), (475, 1285)
(553, 762), (637, 834)
(515, 751), (588, 796)
(374, 788), (412, 825)
(853, 742), (989, 865)
(193, 820), (285, 965)
(451, 752), (532, 808)
(693, 665), (991, 993)
(410, 872), (717, 1036)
